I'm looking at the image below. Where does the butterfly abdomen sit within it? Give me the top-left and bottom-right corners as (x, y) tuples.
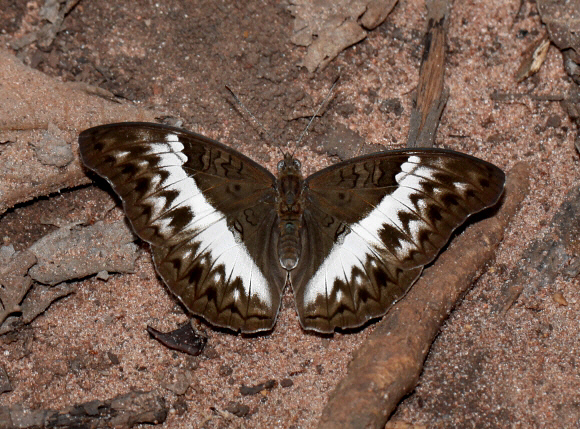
(276, 156), (305, 271)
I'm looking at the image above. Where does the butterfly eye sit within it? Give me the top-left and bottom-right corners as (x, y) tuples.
(277, 160), (285, 170)
(293, 159), (301, 169)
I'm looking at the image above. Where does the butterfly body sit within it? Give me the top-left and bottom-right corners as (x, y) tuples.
(276, 154), (305, 270)
(79, 122), (505, 334)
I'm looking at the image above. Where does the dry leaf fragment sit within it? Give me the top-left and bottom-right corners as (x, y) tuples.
(147, 322), (207, 356)
(289, 0), (397, 72)
(28, 220), (138, 285)
(299, 19), (367, 72)
(516, 37), (550, 82)
(359, 0), (398, 29)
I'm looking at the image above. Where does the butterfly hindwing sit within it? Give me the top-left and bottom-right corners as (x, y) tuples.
(292, 150), (505, 333)
(79, 123), (286, 333)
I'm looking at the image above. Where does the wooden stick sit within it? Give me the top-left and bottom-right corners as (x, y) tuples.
(407, 0), (450, 148)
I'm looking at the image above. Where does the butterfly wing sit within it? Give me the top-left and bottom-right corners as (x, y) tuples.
(79, 122), (286, 333)
(293, 149), (505, 333)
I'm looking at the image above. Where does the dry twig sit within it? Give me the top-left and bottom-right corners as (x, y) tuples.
(407, 0), (450, 148)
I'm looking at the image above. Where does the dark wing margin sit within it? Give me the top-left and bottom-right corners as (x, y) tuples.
(292, 149), (505, 333)
(79, 122), (286, 333)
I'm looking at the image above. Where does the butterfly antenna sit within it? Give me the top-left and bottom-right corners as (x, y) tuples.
(293, 76), (340, 156)
(225, 85), (286, 156)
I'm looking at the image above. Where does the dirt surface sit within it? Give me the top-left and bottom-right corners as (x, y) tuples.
(1, 0), (579, 428)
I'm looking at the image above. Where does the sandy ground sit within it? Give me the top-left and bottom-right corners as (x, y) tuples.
(1, 0), (579, 428)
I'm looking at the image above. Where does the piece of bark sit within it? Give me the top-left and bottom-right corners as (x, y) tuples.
(28, 220), (138, 286)
(359, 0), (398, 30)
(289, 0), (367, 47)
(0, 390), (167, 428)
(407, 0), (450, 148)
(0, 249), (37, 328)
(317, 162), (530, 429)
(493, 184), (580, 314)
(289, 0), (398, 72)
(537, 0), (580, 64)
(300, 20), (367, 73)
(0, 365), (12, 394)
(18, 283), (75, 324)
(0, 49), (158, 217)
(0, 283), (76, 335)
(147, 322), (208, 356)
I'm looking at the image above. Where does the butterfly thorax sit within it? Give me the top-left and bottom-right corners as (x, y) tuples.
(276, 154), (305, 271)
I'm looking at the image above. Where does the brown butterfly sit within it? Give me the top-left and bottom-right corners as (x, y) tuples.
(79, 122), (505, 333)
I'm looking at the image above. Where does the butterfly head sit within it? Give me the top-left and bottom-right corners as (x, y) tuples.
(277, 153), (302, 176)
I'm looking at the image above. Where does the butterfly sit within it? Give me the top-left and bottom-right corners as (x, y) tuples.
(79, 122), (505, 334)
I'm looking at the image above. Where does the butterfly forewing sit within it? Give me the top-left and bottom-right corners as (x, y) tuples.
(293, 150), (505, 333)
(79, 123), (286, 333)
